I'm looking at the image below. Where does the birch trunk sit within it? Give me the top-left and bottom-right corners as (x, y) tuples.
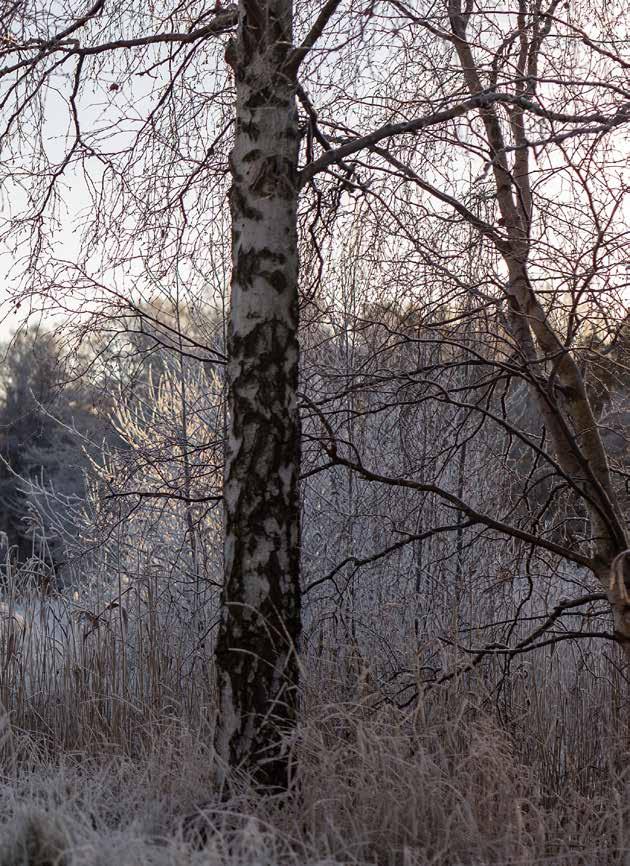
(214, 0), (302, 791)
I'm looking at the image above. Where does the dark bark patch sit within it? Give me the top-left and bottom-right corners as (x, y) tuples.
(267, 269), (287, 292)
(245, 86), (282, 109)
(230, 185), (262, 222)
(235, 247), (259, 289)
(251, 155), (296, 198)
(239, 118), (260, 141)
(225, 37), (238, 70)
(234, 248), (289, 296)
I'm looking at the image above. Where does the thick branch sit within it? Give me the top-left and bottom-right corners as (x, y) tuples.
(299, 93), (630, 186)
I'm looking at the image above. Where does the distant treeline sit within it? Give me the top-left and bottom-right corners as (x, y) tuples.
(0, 331), (113, 577)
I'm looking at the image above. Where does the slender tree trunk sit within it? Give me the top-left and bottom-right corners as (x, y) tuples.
(448, 0), (629, 634)
(214, 0), (302, 791)
(175, 303), (201, 624)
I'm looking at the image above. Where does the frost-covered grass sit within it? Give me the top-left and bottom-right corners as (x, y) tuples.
(2, 587), (630, 865)
(3, 695), (630, 866)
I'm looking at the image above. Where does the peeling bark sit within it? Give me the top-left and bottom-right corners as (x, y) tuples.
(214, 0), (301, 791)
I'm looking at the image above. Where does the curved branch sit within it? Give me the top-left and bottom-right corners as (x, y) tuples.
(318, 438), (594, 570)
(304, 520), (475, 594)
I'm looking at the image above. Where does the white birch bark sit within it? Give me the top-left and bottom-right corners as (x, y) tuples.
(214, 0), (302, 791)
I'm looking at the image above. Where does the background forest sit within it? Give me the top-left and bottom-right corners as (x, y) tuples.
(0, 0), (629, 863)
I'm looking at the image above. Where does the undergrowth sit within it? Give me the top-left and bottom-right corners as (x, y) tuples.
(1, 586), (630, 865)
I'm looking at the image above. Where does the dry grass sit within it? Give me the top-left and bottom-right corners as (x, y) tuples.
(1, 582), (630, 865)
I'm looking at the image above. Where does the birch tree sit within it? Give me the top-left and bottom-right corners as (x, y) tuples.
(2, 0), (629, 789)
(305, 1), (630, 682)
(211, 0), (305, 791)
